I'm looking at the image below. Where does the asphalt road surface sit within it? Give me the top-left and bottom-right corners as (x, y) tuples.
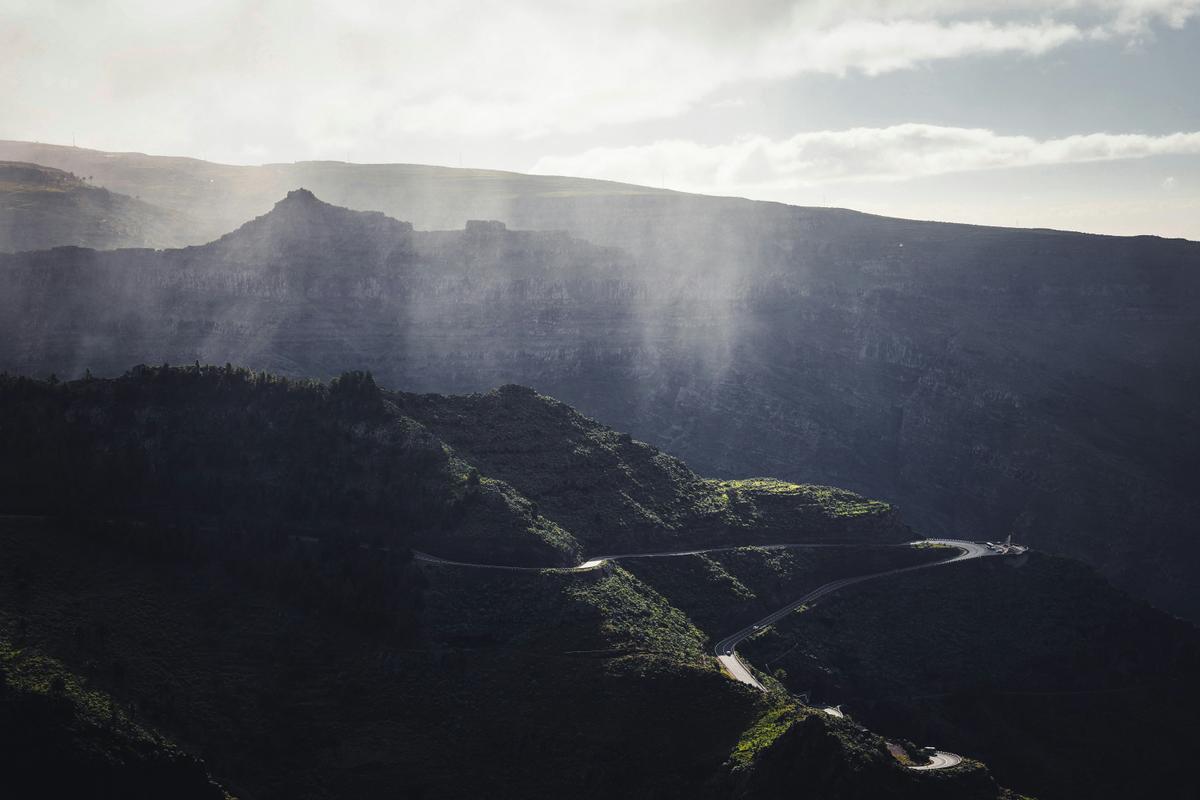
(910, 751), (964, 770)
(413, 541), (874, 573)
(713, 539), (993, 690)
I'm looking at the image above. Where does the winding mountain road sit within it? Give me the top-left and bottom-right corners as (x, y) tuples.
(910, 751), (964, 770)
(413, 541), (864, 573)
(415, 538), (999, 770)
(714, 539), (992, 691)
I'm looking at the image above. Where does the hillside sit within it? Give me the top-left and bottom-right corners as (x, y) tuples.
(0, 366), (907, 566)
(395, 385), (910, 555)
(1, 184), (1197, 623)
(0, 141), (681, 245)
(0, 366), (576, 571)
(0, 634), (230, 798)
(0, 161), (189, 252)
(0, 367), (1023, 799)
(739, 553), (1200, 800)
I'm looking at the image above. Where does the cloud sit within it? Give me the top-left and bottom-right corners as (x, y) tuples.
(531, 124), (1200, 194)
(1, 0), (1197, 154)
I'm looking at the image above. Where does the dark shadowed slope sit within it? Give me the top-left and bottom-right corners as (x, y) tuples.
(0, 368), (1023, 800)
(1, 182), (1199, 622)
(0, 636), (231, 799)
(740, 553), (1200, 800)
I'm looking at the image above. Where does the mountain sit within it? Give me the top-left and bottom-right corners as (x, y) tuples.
(0, 161), (191, 252)
(0, 366), (1025, 800)
(0, 140), (682, 246)
(2, 186), (1198, 624)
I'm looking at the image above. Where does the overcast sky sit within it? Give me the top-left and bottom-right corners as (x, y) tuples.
(3, 0), (1199, 238)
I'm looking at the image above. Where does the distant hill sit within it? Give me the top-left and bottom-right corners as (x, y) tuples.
(1, 187), (1198, 625)
(0, 160), (191, 252)
(0, 140), (681, 246)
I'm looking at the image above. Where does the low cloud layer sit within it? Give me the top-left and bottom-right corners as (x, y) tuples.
(2, 1), (1197, 238)
(532, 125), (1200, 194)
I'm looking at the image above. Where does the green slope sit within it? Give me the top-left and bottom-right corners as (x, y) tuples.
(396, 385), (912, 555)
(0, 366), (1025, 799)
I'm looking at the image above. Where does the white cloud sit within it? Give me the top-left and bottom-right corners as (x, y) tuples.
(1, 0), (1196, 153)
(531, 124), (1200, 195)
(1163, 175), (1179, 189)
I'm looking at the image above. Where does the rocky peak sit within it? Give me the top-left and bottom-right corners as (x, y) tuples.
(207, 189), (414, 259)
(275, 187), (321, 208)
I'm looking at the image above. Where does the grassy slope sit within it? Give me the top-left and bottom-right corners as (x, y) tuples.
(395, 385), (912, 556)
(728, 702), (1025, 800)
(740, 553), (1200, 800)
(0, 632), (230, 799)
(0, 160), (189, 251)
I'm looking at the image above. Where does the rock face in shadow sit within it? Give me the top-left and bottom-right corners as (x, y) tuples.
(0, 640), (229, 800)
(740, 553), (1200, 800)
(1, 188), (1198, 621)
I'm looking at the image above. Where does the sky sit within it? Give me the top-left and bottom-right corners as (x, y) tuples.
(3, 0), (1199, 239)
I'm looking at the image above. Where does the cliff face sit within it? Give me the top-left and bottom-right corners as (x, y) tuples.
(1, 189), (1198, 620)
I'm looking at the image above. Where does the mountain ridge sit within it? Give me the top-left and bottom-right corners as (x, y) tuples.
(1, 187), (1198, 624)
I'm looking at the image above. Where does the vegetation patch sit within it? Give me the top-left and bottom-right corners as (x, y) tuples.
(712, 479), (892, 518)
(729, 701), (804, 769)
